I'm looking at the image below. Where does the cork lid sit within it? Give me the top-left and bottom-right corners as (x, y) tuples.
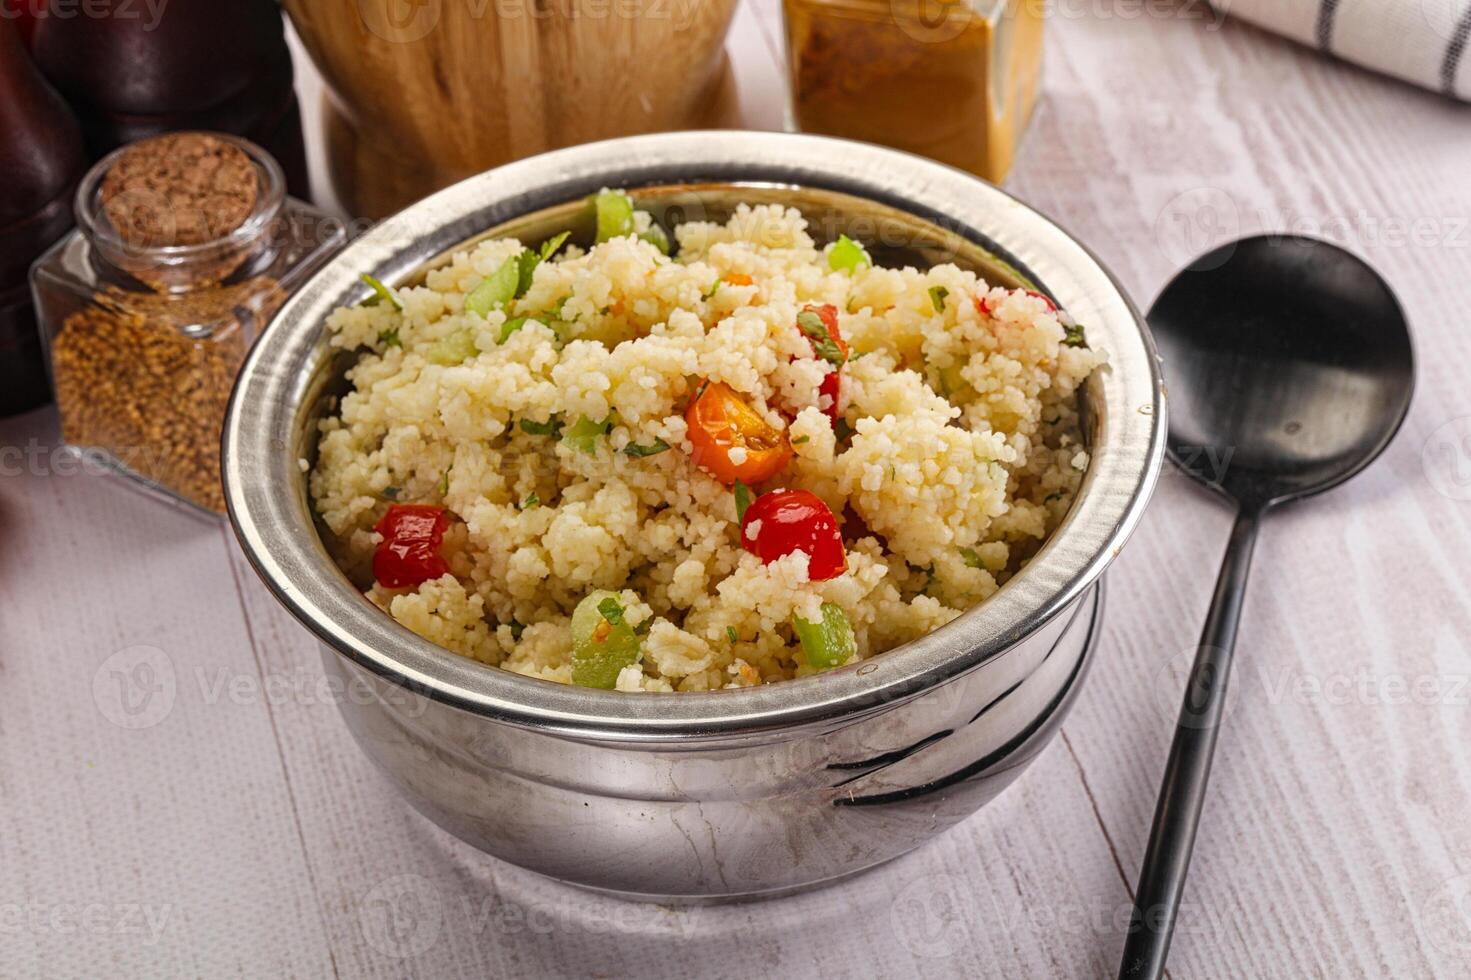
(99, 132), (260, 248)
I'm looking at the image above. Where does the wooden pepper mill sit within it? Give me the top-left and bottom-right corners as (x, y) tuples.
(30, 0), (310, 199)
(0, 15), (85, 417)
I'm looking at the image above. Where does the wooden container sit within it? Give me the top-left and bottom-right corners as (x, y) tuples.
(285, 0), (742, 218)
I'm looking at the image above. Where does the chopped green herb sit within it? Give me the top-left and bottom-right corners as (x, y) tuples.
(426, 328), (479, 365)
(793, 603), (857, 671)
(437, 468), (451, 496)
(562, 415), (612, 455)
(509, 620), (525, 642)
(519, 415), (563, 437)
(623, 438), (671, 458)
(726, 626), (739, 644)
(377, 327), (401, 348)
(540, 231), (570, 261)
(827, 234), (871, 274)
(498, 316), (529, 344)
(834, 418), (856, 441)
(791, 435), (811, 445)
(1063, 322), (1088, 347)
(796, 310), (847, 367)
(703, 278), (722, 299)
(382, 486), (402, 500)
(466, 256), (520, 317)
(733, 479), (752, 524)
(519, 492), (540, 510)
(960, 547), (984, 569)
(929, 285), (949, 313)
(596, 596), (625, 626)
(593, 189), (636, 243)
(639, 223), (671, 255)
(360, 273), (402, 311)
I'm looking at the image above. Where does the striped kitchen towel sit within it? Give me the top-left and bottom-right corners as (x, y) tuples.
(1212, 0), (1471, 100)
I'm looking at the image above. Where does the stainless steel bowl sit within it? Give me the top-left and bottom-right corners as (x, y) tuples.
(223, 132), (1165, 901)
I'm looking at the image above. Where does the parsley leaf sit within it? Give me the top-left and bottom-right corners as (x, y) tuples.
(519, 415), (563, 437)
(734, 479), (753, 524)
(519, 492), (540, 510)
(597, 596), (625, 626)
(1063, 322), (1087, 347)
(796, 310), (847, 367)
(929, 285), (949, 313)
(623, 438), (671, 458)
(703, 278), (722, 299)
(726, 626), (739, 644)
(792, 435), (811, 445)
(377, 327), (401, 348)
(509, 620), (525, 642)
(540, 231), (570, 261)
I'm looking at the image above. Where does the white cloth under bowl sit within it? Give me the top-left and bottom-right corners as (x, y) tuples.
(1212, 0), (1471, 100)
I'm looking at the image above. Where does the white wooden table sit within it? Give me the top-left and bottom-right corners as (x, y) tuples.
(5, 3), (1471, 977)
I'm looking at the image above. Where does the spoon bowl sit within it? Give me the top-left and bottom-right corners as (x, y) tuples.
(1150, 235), (1415, 508)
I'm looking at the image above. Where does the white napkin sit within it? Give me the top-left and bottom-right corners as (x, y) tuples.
(1212, 0), (1471, 100)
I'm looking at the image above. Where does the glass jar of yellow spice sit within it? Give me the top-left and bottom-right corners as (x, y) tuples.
(784, 0), (1044, 184)
(31, 132), (345, 516)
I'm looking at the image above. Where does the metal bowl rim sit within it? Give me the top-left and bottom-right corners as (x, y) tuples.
(223, 131), (1166, 741)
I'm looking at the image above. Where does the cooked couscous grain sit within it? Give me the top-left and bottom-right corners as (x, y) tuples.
(310, 198), (1100, 691)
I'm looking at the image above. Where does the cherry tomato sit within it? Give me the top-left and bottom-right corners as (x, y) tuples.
(373, 504), (450, 588)
(740, 489), (846, 581)
(1024, 289), (1057, 313)
(974, 294), (993, 317)
(685, 381), (793, 485)
(798, 304), (847, 424)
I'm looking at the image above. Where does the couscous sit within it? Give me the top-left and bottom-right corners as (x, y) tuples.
(309, 193), (1100, 692)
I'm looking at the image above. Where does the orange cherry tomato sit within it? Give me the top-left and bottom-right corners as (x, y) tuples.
(685, 381), (793, 485)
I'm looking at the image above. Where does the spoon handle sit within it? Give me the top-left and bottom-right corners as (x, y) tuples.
(1118, 507), (1262, 979)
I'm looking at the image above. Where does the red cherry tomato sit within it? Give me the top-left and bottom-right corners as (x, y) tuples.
(1024, 289), (1058, 313)
(373, 504), (450, 588)
(740, 489), (847, 581)
(686, 381), (793, 485)
(798, 304), (847, 425)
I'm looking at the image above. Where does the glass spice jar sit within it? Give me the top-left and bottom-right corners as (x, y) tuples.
(783, 0), (1045, 184)
(31, 132), (345, 517)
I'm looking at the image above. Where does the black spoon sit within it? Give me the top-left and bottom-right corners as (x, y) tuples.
(1117, 235), (1415, 979)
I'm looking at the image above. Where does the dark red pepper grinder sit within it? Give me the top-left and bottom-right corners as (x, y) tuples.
(30, 0), (309, 199)
(0, 14), (86, 416)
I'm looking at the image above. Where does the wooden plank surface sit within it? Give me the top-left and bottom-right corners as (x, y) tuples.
(3, 2), (1470, 977)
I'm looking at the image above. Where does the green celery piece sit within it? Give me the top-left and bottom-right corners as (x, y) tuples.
(571, 590), (641, 689)
(499, 316), (529, 343)
(793, 603), (857, 671)
(594, 190), (636, 243)
(426, 328), (479, 365)
(465, 256), (520, 317)
(827, 235), (871, 274)
(638, 223), (670, 255)
(562, 416), (611, 455)
(361, 273), (402, 311)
